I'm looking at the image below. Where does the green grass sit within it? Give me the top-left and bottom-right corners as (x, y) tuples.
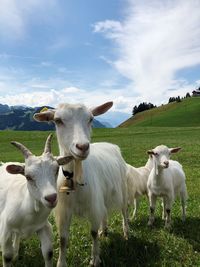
(120, 97), (200, 127)
(0, 127), (200, 266)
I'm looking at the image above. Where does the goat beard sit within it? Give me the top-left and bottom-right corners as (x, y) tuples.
(154, 160), (159, 176)
(73, 159), (83, 185)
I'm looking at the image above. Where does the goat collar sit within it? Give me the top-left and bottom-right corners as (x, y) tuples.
(61, 167), (85, 187)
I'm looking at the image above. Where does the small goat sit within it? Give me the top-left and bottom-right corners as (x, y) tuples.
(34, 102), (129, 267)
(126, 157), (153, 220)
(0, 134), (73, 267)
(147, 145), (187, 228)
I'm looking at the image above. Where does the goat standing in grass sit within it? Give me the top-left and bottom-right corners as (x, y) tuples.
(147, 145), (187, 229)
(126, 156), (153, 220)
(34, 102), (129, 267)
(0, 134), (73, 267)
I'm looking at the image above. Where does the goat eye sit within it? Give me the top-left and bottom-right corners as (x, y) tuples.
(26, 175), (33, 181)
(55, 118), (64, 125)
(154, 153), (159, 156)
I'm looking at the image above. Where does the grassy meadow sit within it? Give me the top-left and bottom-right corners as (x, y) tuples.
(0, 127), (200, 266)
(120, 97), (200, 127)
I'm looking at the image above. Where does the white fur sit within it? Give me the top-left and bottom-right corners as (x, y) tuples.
(147, 145), (187, 228)
(0, 137), (73, 267)
(126, 157), (153, 219)
(34, 102), (129, 267)
(55, 143), (128, 267)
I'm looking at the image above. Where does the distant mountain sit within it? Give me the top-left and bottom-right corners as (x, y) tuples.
(0, 104), (10, 113)
(92, 119), (106, 128)
(99, 121), (113, 128)
(0, 104), (106, 130)
(98, 111), (131, 127)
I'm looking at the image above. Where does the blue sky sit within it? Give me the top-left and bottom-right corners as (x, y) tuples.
(0, 0), (200, 126)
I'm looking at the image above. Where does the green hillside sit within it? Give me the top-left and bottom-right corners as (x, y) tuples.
(119, 97), (200, 127)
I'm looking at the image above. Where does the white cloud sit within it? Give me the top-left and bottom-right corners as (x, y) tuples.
(94, 0), (200, 104)
(93, 20), (123, 38)
(0, 74), (135, 114)
(0, 0), (24, 39)
(0, 62), (137, 114)
(0, 0), (57, 40)
(0, 65), (196, 115)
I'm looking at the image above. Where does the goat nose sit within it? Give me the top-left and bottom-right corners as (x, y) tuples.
(164, 161), (169, 167)
(76, 143), (89, 152)
(44, 193), (57, 204)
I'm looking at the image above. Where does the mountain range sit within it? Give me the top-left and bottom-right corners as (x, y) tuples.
(0, 104), (106, 130)
(98, 111), (131, 128)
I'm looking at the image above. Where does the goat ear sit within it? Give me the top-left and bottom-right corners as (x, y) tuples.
(33, 110), (55, 122)
(147, 150), (155, 155)
(91, 102), (113, 116)
(56, 156), (74, 166)
(6, 164), (25, 175)
(170, 147), (181, 154)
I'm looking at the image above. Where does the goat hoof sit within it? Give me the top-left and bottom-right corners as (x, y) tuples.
(90, 256), (101, 267)
(56, 259), (67, 267)
(124, 236), (129, 241)
(98, 229), (108, 238)
(123, 232), (129, 240)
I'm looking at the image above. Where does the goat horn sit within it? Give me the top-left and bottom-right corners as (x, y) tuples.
(43, 133), (53, 154)
(11, 141), (33, 159)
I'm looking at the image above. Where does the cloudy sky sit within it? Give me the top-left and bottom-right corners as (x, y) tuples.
(0, 0), (200, 125)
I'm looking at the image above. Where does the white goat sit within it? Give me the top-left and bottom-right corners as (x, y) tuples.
(126, 157), (153, 220)
(0, 134), (73, 267)
(34, 102), (129, 267)
(147, 145), (187, 229)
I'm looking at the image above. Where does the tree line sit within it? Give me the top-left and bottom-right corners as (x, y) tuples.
(132, 102), (156, 115)
(168, 92), (191, 103)
(132, 92), (191, 116)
